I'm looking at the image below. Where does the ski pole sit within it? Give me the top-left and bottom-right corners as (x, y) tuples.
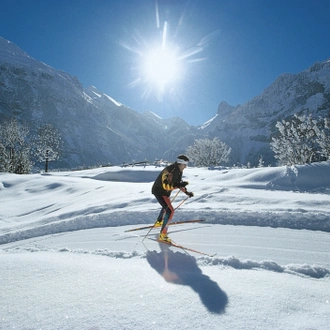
(174, 195), (189, 211)
(171, 189), (181, 204)
(142, 189), (181, 241)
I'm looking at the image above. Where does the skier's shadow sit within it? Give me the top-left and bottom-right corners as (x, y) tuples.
(146, 244), (228, 314)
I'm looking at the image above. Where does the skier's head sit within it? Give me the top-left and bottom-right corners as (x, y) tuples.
(176, 155), (189, 166)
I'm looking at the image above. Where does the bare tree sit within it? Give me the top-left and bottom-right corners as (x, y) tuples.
(0, 118), (32, 173)
(316, 117), (330, 160)
(33, 124), (63, 172)
(186, 137), (231, 167)
(270, 114), (320, 166)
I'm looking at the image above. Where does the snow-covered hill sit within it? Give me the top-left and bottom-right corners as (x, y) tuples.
(1, 163), (330, 329)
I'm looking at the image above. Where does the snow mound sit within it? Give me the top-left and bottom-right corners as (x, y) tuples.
(6, 245), (329, 280)
(200, 255), (330, 279)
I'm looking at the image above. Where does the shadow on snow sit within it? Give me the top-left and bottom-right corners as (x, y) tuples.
(146, 243), (228, 314)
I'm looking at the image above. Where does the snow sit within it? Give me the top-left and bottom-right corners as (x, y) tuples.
(199, 113), (218, 129)
(103, 94), (122, 107)
(84, 85), (122, 107)
(1, 162), (330, 330)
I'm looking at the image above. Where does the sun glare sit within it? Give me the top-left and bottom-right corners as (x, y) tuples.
(121, 1), (215, 103)
(142, 47), (179, 87)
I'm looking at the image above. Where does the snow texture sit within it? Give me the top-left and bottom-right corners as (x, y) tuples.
(1, 162), (330, 329)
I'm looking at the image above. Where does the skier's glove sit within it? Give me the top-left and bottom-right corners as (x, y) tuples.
(178, 181), (189, 188)
(186, 191), (194, 198)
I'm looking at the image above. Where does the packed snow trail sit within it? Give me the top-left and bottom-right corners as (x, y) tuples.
(3, 224), (330, 278)
(1, 223), (330, 330)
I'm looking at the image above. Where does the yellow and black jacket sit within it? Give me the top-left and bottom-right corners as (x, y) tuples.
(152, 163), (183, 197)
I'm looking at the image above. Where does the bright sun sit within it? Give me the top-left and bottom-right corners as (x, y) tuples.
(142, 47), (180, 87)
(122, 8), (211, 102)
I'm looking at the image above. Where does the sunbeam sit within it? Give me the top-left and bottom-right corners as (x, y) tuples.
(120, 0), (217, 105)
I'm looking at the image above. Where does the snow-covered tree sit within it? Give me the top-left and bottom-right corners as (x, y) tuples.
(258, 155), (265, 168)
(33, 124), (63, 172)
(270, 114), (320, 166)
(186, 137), (231, 167)
(316, 117), (330, 160)
(0, 118), (32, 173)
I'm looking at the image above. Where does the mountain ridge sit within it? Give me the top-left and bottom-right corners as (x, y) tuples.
(0, 36), (329, 168)
(0, 36), (196, 168)
(200, 59), (330, 164)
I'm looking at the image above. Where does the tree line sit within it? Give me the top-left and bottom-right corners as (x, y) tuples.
(186, 113), (330, 167)
(1, 113), (329, 174)
(0, 118), (62, 173)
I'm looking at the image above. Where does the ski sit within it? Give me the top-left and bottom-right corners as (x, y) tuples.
(124, 219), (205, 232)
(148, 237), (216, 257)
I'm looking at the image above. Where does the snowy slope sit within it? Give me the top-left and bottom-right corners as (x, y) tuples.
(1, 163), (330, 329)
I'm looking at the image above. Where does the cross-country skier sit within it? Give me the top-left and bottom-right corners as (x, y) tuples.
(151, 155), (194, 243)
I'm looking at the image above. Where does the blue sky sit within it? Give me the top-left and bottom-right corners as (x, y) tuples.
(1, 0), (330, 126)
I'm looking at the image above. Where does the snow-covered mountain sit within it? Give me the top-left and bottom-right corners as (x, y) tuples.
(0, 35), (329, 168)
(0, 37), (197, 168)
(200, 60), (330, 165)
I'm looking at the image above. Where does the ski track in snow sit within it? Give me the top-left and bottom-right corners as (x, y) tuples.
(1, 163), (330, 282)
